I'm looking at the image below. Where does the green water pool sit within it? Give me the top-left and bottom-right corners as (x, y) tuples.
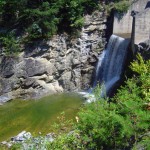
(0, 93), (84, 142)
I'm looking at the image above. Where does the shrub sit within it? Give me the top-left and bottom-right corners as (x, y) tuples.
(105, 0), (130, 15)
(0, 32), (21, 55)
(113, 0), (130, 13)
(0, 0), (99, 41)
(47, 54), (150, 150)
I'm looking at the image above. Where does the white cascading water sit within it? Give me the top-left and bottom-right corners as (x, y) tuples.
(79, 34), (130, 102)
(95, 34), (130, 95)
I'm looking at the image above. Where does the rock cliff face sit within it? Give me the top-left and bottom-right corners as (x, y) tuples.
(0, 10), (107, 103)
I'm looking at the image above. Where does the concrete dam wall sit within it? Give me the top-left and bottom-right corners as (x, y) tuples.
(135, 8), (150, 44)
(113, 0), (150, 44)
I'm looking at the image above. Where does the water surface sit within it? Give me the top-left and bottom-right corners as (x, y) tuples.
(0, 93), (84, 142)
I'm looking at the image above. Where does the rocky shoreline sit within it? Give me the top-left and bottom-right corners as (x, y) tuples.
(1, 131), (55, 149)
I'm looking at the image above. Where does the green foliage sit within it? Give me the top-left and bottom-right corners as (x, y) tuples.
(113, 54), (150, 105)
(113, 0), (130, 13)
(130, 54), (150, 102)
(0, 0), (101, 53)
(46, 55), (150, 150)
(73, 55), (150, 149)
(23, 1), (60, 40)
(0, 0), (99, 42)
(131, 54), (150, 75)
(0, 0), (27, 26)
(0, 0), (6, 15)
(0, 32), (21, 55)
(47, 131), (79, 150)
(52, 112), (74, 134)
(105, 0), (130, 15)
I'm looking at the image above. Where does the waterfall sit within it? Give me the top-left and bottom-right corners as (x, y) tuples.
(95, 34), (130, 96)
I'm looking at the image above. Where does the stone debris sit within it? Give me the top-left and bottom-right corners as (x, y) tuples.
(11, 131), (32, 142)
(0, 131), (55, 149)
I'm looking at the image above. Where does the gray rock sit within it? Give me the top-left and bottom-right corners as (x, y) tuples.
(0, 96), (10, 103)
(0, 93), (12, 104)
(0, 9), (106, 101)
(11, 131), (32, 142)
(0, 56), (17, 78)
(59, 71), (72, 90)
(23, 78), (35, 88)
(137, 39), (150, 60)
(6, 143), (12, 148)
(1, 141), (7, 145)
(46, 133), (55, 142)
(72, 58), (80, 66)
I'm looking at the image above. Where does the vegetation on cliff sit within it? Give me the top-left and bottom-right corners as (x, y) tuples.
(0, 0), (130, 55)
(8, 54), (150, 150)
